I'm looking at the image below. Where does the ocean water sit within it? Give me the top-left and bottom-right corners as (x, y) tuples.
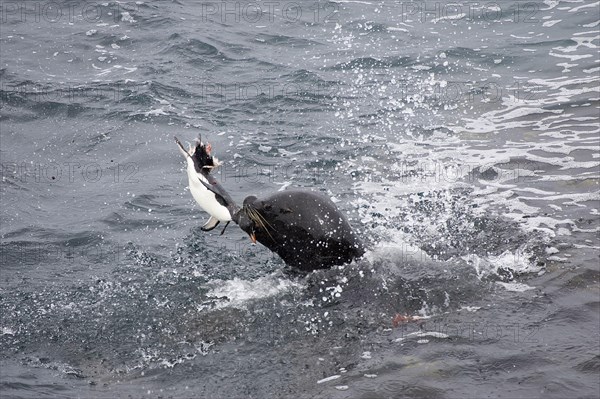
(1, 0), (599, 398)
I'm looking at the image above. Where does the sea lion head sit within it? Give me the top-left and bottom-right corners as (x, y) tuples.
(237, 195), (273, 244)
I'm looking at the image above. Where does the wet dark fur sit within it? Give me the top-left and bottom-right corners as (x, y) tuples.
(234, 190), (365, 272)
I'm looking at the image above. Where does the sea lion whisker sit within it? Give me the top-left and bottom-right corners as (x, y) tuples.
(255, 211), (275, 234)
(252, 208), (274, 230)
(246, 207), (276, 242)
(247, 208), (265, 230)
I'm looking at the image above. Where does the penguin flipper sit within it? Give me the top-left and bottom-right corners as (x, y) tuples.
(195, 174), (239, 218)
(201, 216), (220, 232)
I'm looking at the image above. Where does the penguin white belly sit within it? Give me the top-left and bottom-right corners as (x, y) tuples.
(186, 163), (231, 222)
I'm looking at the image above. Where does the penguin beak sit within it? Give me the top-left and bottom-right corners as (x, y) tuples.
(174, 136), (191, 158)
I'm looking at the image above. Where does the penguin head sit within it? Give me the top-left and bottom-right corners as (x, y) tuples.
(174, 135), (219, 174)
(194, 137), (213, 167)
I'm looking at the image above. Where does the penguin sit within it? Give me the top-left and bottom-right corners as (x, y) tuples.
(175, 135), (238, 234)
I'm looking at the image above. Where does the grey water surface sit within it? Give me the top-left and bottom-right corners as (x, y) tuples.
(1, 1), (599, 398)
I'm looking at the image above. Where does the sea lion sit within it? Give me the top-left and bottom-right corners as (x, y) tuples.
(234, 190), (365, 271)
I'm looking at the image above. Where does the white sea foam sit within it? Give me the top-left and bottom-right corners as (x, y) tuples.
(206, 274), (303, 309)
(543, 20), (562, 27)
(496, 282), (536, 292)
(459, 306), (481, 312)
(394, 331), (450, 342)
(568, 1), (600, 12)
(431, 14), (466, 23)
(317, 375), (341, 384)
(387, 27), (409, 33)
(462, 248), (543, 280)
(1, 327), (15, 336)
